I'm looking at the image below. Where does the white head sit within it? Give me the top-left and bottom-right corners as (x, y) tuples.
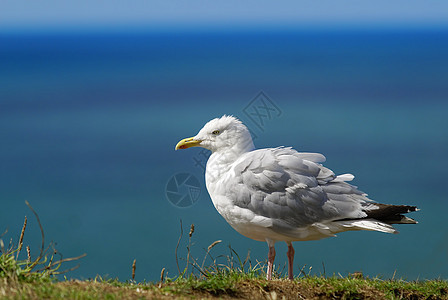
(175, 115), (255, 154)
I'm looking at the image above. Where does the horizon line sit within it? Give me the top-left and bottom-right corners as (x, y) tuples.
(1, 21), (448, 34)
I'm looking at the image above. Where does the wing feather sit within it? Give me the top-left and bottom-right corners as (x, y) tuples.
(228, 147), (370, 234)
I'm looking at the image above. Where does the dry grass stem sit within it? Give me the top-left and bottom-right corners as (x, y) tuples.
(299, 264), (308, 278)
(207, 240), (222, 252)
(175, 220), (183, 276)
(184, 224), (195, 275)
(16, 216), (27, 260)
(160, 267), (165, 282)
(158, 267), (166, 288)
(26, 246), (31, 263)
(25, 201), (45, 270)
(189, 224), (194, 238)
(0, 228), (8, 239)
(132, 259), (136, 280)
(49, 253), (87, 266)
(201, 240), (222, 271)
(243, 249), (251, 268)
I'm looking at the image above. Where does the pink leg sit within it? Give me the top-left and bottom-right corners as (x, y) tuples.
(287, 242), (295, 280)
(266, 244), (276, 280)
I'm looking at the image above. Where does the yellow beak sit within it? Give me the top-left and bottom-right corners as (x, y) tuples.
(175, 137), (202, 150)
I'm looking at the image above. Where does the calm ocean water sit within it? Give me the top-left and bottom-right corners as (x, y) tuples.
(1, 28), (447, 281)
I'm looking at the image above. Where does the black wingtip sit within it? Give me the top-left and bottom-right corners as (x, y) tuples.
(365, 204), (419, 225)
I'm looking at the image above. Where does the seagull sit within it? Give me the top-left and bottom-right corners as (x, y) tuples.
(175, 115), (418, 280)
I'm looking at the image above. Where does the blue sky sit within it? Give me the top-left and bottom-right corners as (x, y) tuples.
(1, 0), (448, 30)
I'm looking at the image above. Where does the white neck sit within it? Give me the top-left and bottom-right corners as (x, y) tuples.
(205, 141), (254, 190)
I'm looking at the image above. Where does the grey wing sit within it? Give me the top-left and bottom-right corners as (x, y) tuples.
(228, 147), (372, 233)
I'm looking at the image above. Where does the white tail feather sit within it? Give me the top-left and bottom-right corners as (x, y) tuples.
(335, 219), (397, 234)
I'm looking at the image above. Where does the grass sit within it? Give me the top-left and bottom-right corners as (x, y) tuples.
(1, 272), (447, 299)
(0, 202), (86, 283)
(1, 211), (447, 299)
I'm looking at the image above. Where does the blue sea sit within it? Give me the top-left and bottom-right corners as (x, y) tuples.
(1, 27), (447, 281)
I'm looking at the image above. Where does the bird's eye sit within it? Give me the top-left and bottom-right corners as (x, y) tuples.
(212, 130), (220, 135)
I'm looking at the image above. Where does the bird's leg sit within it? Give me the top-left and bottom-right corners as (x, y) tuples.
(286, 242), (295, 280)
(266, 245), (276, 280)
